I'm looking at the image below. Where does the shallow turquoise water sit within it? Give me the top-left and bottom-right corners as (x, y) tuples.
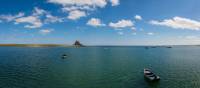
(0, 46), (200, 88)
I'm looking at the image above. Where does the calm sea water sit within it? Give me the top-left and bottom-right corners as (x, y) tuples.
(0, 46), (200, 88)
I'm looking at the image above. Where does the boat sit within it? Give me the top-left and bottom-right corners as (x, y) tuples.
(62, 54), (68, 58)
(144, 68), (160, 81)
(166, 46), (172, 48)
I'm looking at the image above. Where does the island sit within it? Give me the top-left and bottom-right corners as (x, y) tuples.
(73, 40), (84, 47)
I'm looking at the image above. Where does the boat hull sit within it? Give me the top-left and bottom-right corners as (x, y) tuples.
(144, 69), (160, 81)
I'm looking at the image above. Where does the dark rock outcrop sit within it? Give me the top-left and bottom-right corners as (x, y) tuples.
(73, 40), (84, 47)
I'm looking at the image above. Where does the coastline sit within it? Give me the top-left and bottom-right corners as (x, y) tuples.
(0, 44), (72, 47)
(0, 44), (199, 47)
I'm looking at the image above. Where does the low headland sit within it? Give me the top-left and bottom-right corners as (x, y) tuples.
(0, 40), (84, 47)
(0, 44), (70, 47)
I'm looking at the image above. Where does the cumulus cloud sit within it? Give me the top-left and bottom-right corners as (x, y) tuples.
(131, 27), (136, 31)
(32, 7), (48, 16)
(0, 7), (65, 29)
(39, 29), (54, 35)
(67, 10), (86, 20)
(110, 0), (119, 6)
(48, 0), (120, 20)
(147, 32), (154, 35)
(109, 19), (134, 29)
(135, 15), (142, 20)
(150, 16), (200, 30)
(48, 0), (108, 8)
(32, 7), (64, 24)
(45, 14), (64, 23)
(87, 18), (105, 27)
(14, 7), (46, 29)
(15, 16), (43, 29)
(62, 6), (94, 12)
(0, 12), (24, 22)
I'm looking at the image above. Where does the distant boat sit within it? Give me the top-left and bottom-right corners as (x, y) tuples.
(166, 46), (172, 48)
(62, 54), (68, 59)
(144, 68), (160, 81)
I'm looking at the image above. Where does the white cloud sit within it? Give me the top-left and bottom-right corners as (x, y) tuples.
(131, 27), (136, 31)
(147, 32), (154, 35)
(135, 15), (142, 20)
(0, 7), (67, 29)
(48, 0), (120, 20)
(110, 0), (119, 6)
(48, 0), (107, 8)
(62, 6), (94, 12)
(15, 16), (42, 29)
(150, 16), (200, 30)
(109, 19), (134, 29)
(67, 10), (86, 20)
(33, 7), (63, 22)
(32, 7), (48, 16)
(118, 31), (124, 35)
(87, 18), (105, 27)
(45, 14), (64, 23)
(0, 12), (24, 22)
(39, 29), (54, 35)
(0, 7), (49, 29)
(33, 7), (64, 24)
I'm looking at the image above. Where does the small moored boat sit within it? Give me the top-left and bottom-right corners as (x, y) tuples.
(166, 46), (172, 48)
(144, 68), (160, 81)
(62, 54), (68, 58)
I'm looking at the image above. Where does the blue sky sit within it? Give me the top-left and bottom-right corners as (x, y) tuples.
(0, 0), (200, 45)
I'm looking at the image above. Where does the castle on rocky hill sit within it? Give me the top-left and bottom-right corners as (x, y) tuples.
(73, 40), (84, 47)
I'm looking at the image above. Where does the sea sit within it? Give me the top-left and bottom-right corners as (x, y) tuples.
(0, 46), (200, 88)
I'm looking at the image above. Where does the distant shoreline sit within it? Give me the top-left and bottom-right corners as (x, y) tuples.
(0, 44), (199, 47)
(0, 44), (72, 47)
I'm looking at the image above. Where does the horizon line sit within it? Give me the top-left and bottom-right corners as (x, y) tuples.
(0, 43), (199, 46)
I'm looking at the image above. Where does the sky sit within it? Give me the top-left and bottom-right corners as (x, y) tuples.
(0, 0), (200, 45)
